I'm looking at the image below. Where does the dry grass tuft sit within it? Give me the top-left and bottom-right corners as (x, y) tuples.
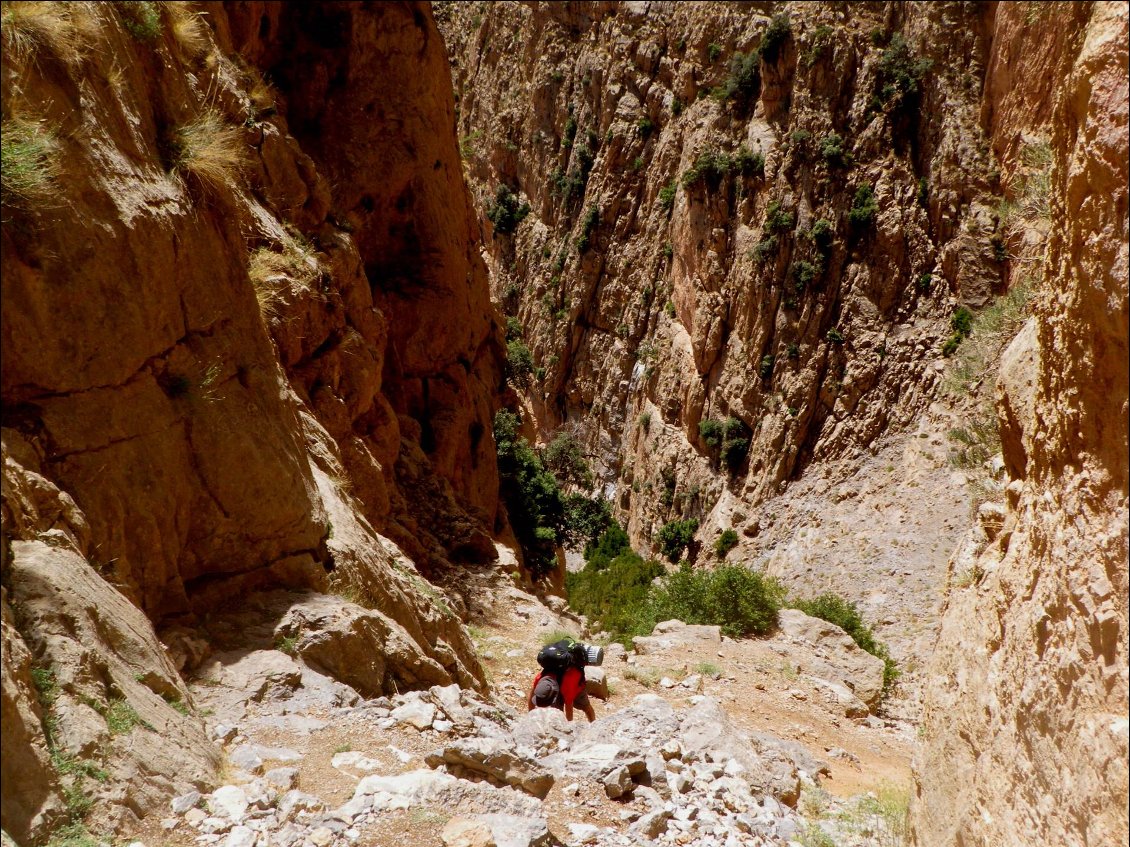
(1, 1), (102, 64)
(247, 234), (319, 320)
(169, 110), (247, 195)
(162, 0), (207, 58)
(1, 117), (61, 207)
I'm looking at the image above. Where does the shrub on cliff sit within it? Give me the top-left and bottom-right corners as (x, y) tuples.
(486, 184), (530, 234)
(567, 523), (665, 642)
(758, 13), (791, 64)
(494, 410), (564, 577)
(543, 430), (593, 488)
(505, 339), (534, 384)
(718, 51), (760, 111)
(656, 518), (699, 563)
(714, 529), (739, 559)
(1, 118), (60, 207)
(848, 184), (879, 228)
(168, 110), (248, 195)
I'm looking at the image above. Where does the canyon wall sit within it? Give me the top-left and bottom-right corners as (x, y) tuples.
(437, 0), (1002, 656)
(1, 2), (501, 841)
(912, 3), (1129, 845)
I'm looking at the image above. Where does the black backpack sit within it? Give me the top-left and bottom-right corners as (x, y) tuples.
(537, 638), (586, 679)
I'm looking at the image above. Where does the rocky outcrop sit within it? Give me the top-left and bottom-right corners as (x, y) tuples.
(1, 1), (500, 840)
(912, 4), (1129, 846)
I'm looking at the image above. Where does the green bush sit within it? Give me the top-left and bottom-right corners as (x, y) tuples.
(682, 149), (733, 188)
(707, 42), (722, 62)
(717, 51), (760, 110)
(1, 119), (59, 207)
(810, 219), (834, 251)
(658, 181), (677, 213)
(576, 204), (600, 252)
(637, 116), (655, 137)
(543, 430), (593, 488)
(119, 1), (162, 42)
(715, 529), (739, 558)
(505, 339), (534, 383)
(791, 260), (818, 293)
(650, 563), (784, 637)
(760, 354), (775, 380)
(562, 494), (610, 550)
(827, 327), (845, 345)
(848, 184), (878, 228)
(720, 417), (750, 473)
(875, 33), (932, 114)
(656, 519), (699, 563)
(917, 272), (933, 293)
(698, 418), (724, 449)
(942, 305), (975, 356)
(819, 132), (849, 167)
(792, 593), (899, 691)
(505, 316), (524, 341)
(758, 13), (791, 64)
(562, 114), (577, 148)
(733, 145), (765, 177)
(494, 410), (565, 577)
(486, 185), (530, 234)
(764, 199), (795, 233)
(568, 522), (664, 644)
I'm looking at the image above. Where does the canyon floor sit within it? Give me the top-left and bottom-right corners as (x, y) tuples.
(130, 567), (916, 847)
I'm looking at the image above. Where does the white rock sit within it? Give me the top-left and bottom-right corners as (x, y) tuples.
(333, 751), (383, 771)
(391, 700), (436, 730)
(659, 677), (677, 689)
(223, 826), (256, 847)
(309, 826), (334, 846)
(208, 786), (249, 822)
(264, 767), (300, 790)
(172, 791), (202, 814)
(434, 719), (455, 733)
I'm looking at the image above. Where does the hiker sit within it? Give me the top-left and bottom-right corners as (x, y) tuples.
(527, 638), (602, 722)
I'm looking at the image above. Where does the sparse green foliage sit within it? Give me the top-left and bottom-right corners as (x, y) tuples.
(576, 204), (599, 252)
(720, 416), (750, 472)
(638, 410), (652, 432)
(802, 25), (833, 67)
(664, 300), (676, 319)
(791, 260), (818, 293)
(682, 149), (733, 189)
(917, 272), (933, 293)
(118, 1), (162, 42)
(758, 13), (791, 64)
(671, 97), (684, 116)
(506, 339), (535, 384)
(941, 306), (974, 356)
(717, 51), (760, 111)
(656, 519), (699, 563)
(486, 184), (530, 234)
(495, 410), (564, 577)
(751, 234), (778, 262)
(917, 176), (929, 207)
(733, 145), (764, 177)
(714, 529), (739, 559)
(562, 114), (577, 148)
(563, 494), (611, 550)
(637, 116), (654, 137)
(275, 634), (298, 655)
(658, 180), (678, 213)
(848, 184), (879, 228)
(505, 315), (524, 341)
(1, 118), (60, 207)
(819, 132), (849, 167)
(764, 199), (795, 233)
(792, 593), (899, 692)
(760, 354), (775, 381)
(874, 32), (933, 115)
(707, 42), (721, 62)
(810, 218), (834, 251)
(543, 430), (593, 488)
(827, 327), (845, 345)
(104, 699), (146, 735)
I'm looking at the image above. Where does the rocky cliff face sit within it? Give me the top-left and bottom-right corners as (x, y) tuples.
(913, 3), (1129, 845)
(1, 2), (501, 842)
(437, 0), (1006, 660)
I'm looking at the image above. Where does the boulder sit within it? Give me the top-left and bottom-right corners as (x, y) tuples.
(632, 620), (721, 655)
(391, 699), (436, 730)
(773, 610), (886, 708)
(425, 737), (555, 798)
(584, 667), (609, 700)
(353, 770), (543, 818)
(442, 818), (496, 847)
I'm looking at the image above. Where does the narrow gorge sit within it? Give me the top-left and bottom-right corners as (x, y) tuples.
(1, 3), (1125, 847)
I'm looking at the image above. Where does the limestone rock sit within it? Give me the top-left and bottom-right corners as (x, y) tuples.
(425, 737), (555, 799)
(773, 610), (886, 708)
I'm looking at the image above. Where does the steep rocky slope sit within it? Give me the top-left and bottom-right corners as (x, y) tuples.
(437, 0), (1004, 657)
(1, 2), (501, 842)
(913, 4), (1129, 846)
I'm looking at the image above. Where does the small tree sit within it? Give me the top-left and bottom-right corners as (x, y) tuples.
(715, 529), (739, 558)
(656, 519), (699, 563)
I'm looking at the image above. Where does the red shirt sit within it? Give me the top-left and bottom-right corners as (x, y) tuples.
(536, 667), (586, 705)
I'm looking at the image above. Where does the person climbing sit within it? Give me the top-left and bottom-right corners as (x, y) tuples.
(527, 637), (602, 722)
